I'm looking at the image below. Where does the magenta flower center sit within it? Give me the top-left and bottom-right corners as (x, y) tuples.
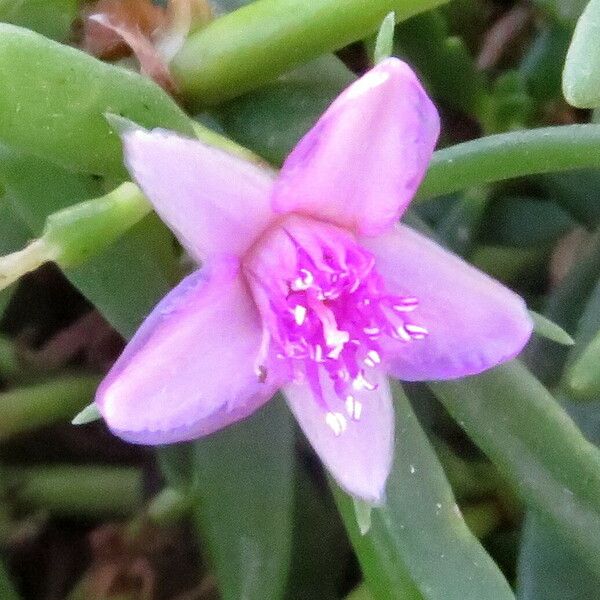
(244, 216), (426, 432)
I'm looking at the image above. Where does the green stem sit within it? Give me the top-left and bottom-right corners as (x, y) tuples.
(419, 125), (600, 199)
(172, 0), (449, 106)
(7, 465), (143, 517)
(0, 375), (100, 439)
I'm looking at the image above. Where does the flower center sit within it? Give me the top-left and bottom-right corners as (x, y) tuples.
(243, 216), (426, 430)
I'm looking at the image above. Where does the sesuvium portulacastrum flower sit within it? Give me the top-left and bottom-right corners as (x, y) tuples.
(95, 58), (533, 503)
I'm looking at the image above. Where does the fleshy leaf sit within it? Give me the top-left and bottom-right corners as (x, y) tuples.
(563, 0), (600, 108)
(333, 383), (514, 600)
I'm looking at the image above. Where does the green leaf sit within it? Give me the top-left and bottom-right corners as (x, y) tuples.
(334, 383), (514, 600)
(8, 466), (143, 517)
(0, 376), (99, 439)
(160, 398), (295, 600)
(480, 197), (574, 248)
(520, 22), (572, 102)
(530, 310), (575, 346)
(563, 0), (600, 108)
(0, 0), (78, 41)
(526, 228), (600, 383)
(0, 560), (20, 600)
(393, 10), (487, 118)
(217, 55), (355, 165)
(173, 0), (450, 106)
(286, 459), (349, 600)
(518, 267), (600, 598)
(430, 361), (600, 572)
(0, 24), (193, 178)
(567, 328), (600, 397)
(374, 12), (396, 64)
(0, 147), (178, 337)
(517, 511), (600, 600)
(419, 125), (600, 200)
(540, 169), (600, 228)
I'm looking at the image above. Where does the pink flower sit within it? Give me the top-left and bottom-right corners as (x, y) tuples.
(95, 58), (532, 503)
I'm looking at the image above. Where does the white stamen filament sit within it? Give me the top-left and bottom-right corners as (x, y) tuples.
(293, 304), (307, 326)
(345, 395), (363, 420)
(326, 411), (348, 436)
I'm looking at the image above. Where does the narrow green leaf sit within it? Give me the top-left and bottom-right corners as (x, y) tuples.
(286, 459), (349, 600)
(0, 147), (178, 338)
(393, 11), (487, 118)
(566, 328), (600, 397)
(374, 12), (396, 64)
(520, 22), (572, 102)
(0, 24), (193, 178)
(8, 466), (143, 517)
(518, 266), (600, 598)
(0, 376), (99, 438)
(419, 125), (600, 200)
(517, 511), (600, 600)
(563, 0), (600, 108)
(161, 398), (295, 600)
(173, 0), (450, 106)
(335, 383), (514, 600)
(526, 228), (600, 383)
(431, 361), (600, 572)
(72, 403), (102, 425)
(530, 310), (575, 346)
(480, 197), (574, 248)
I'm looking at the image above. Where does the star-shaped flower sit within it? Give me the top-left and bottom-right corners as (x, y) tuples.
(96, 58), (532, 503)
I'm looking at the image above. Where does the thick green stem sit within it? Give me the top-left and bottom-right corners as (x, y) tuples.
(172, 0), (449, 106)
(419, 125), (600, 199)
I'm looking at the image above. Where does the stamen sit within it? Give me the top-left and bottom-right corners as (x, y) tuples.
(352, 371), (378, 392)
(293, 304), (307, 325)
(244, 215), (428, 421)
(405, 324), (429, 339)
(291, 268), (314, 291)
(364, 349), (381, 367)
(345, 395), (363, 420)
(326, 411), (348, 436)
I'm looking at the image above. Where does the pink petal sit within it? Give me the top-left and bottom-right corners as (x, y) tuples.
(95, 260), (286, 444)
(284, 369), (394, 503)
(271, 58), (440, 236)
(362, 225), (533, 381)
(115, 121), (276, 261)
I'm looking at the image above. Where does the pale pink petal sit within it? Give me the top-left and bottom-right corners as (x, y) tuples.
(362, 225), (533, 380)
(114, 120), (276, 261)
(95, 260), (287, 444)
(284, 369), (394, 503)
(271, 58), (440, 236)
